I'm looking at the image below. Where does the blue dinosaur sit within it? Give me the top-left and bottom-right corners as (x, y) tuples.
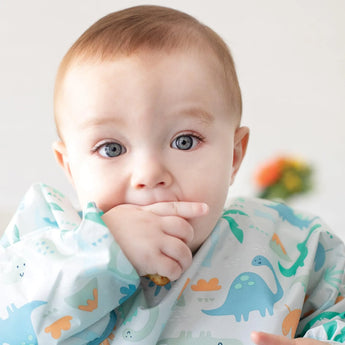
(202, 255), (283, 321)
(265, 203), (318, 230)
(0, 300), (47, 344)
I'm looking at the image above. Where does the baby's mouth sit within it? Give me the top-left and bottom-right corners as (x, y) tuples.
(127, 193), (179, 207)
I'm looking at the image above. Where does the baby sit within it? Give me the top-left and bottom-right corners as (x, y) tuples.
(1, 5), (345, 345)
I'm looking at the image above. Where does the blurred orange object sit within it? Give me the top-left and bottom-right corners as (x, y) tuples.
(254, 156), (312, 201)
(255, 157), (285, 188)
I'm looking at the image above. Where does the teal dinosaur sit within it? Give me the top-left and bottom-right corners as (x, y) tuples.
(122, 307), (159, 341)
(278, 224), (321, 277)
(157, 331), (243, 345)
(203, 255), (283, 321)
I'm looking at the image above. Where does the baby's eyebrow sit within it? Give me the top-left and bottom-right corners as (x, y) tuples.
(175, 107), (214, 125)
(80, 114), (125, 129)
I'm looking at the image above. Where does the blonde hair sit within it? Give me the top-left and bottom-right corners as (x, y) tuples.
(54, 5), (242, 137)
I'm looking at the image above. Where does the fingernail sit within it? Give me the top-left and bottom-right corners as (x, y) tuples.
(201, 203), (209, 213)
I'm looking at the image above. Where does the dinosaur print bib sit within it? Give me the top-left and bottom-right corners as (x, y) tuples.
(1, 184), (345, 344)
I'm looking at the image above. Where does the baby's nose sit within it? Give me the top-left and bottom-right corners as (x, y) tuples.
(130, 155), (172, 190)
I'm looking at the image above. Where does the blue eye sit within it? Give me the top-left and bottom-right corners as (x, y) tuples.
(98, 142), (126, 158)
(171, 134), (200, 150)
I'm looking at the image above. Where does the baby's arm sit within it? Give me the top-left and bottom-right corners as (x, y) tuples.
(102, 201), (208, 281)
(0, 184), (142, 343)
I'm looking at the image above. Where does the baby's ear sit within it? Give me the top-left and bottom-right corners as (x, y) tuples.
(52, 141), (74, 186)
(230, 126), (249, 185)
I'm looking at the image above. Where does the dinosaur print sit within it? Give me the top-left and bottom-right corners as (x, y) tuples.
(122, 307), (159, 341)
(222, 209), (248, 243)
(202, 255), (283, 321)
(314, 242), (326, 272)
(157, 331), (243, 345)
(0, 301), (47, 344)
(0, 224), (21, 245)
(282, 305), (301, 338)
(45, 315), (73, 339)
(265, 203), (318, 229)
(300, 311), (345, 336)
(323, 265), (343, 289)
(278, 224), (321, 277)
(0, 254), (27, 284)
(270, 233), (291, 261)
(65, 278), (98, 311)
(323, 320), (345, 342)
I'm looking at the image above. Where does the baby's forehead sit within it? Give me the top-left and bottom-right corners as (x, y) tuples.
(58, 46), (226, 104)
(55, 46), (240, 139)
(56, 50), (238, 138)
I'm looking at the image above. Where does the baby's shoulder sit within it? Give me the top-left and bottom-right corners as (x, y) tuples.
(224, 196), (323, 234)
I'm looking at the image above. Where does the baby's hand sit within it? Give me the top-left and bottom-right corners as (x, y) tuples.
(102, 201), (208, 281)
(251, 332), (326, 345)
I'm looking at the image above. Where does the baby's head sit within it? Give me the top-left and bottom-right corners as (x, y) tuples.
(54, 5), (242, 137)
(53, 5), (249, 251)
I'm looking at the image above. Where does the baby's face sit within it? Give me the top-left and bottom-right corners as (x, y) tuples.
(54, 50), (248, 251)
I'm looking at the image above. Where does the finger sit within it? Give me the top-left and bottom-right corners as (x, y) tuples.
(160, 237), (193, 278)
(161, 216), (194, 245)
(153, 254), (183, 281)
(251, 332), (293, 345)
(142, 201), (208, 218)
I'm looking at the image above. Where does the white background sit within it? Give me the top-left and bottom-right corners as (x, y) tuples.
(0, 0), (344, 236)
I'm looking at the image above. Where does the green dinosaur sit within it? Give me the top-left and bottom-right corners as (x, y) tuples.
(278, 224), (321, 277)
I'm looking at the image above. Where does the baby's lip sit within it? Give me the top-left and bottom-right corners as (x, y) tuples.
(126, 192), (179, 206)
(130, 198), (179, 207)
